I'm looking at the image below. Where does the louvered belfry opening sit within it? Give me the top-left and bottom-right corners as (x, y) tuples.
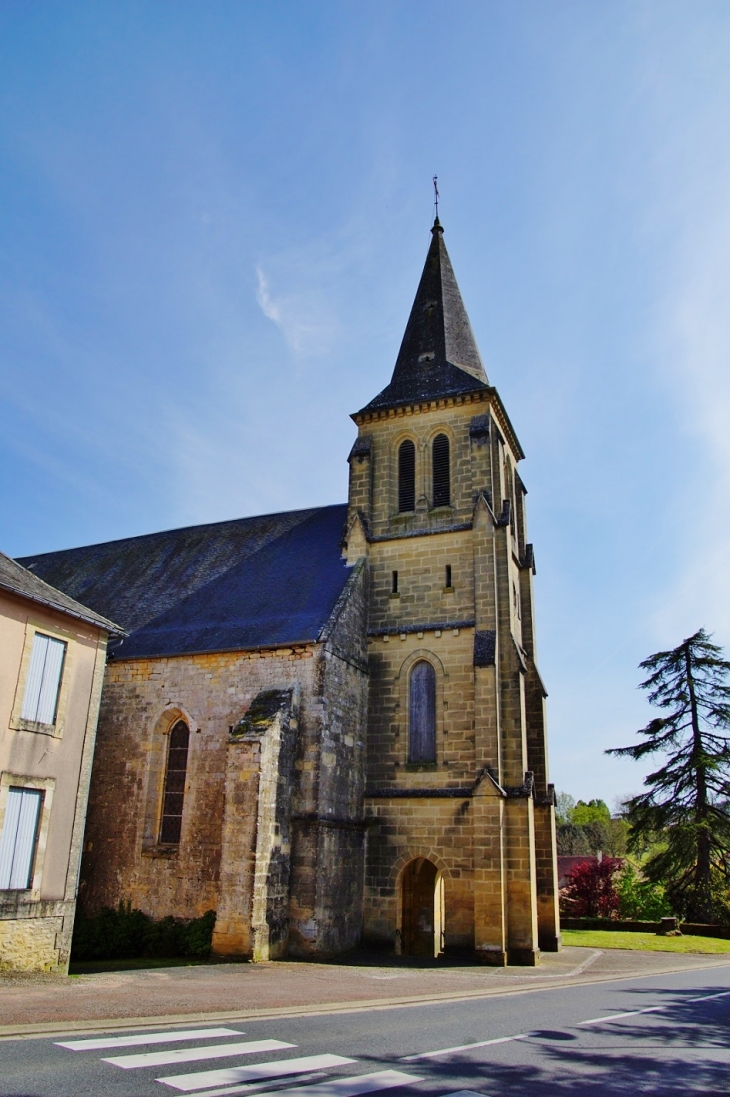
(160, 720), (189, 844)
(409, 660), (436, 763)
(432, 433), (450, 507)
(398, 439), (416, 512)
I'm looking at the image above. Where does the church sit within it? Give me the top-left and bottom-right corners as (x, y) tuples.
(21, 218), (560, 966)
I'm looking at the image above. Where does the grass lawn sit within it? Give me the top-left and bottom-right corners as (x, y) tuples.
(562, 928), (730, 954)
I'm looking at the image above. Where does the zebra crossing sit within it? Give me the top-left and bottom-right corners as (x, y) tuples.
(53, 1023), (473, 1097)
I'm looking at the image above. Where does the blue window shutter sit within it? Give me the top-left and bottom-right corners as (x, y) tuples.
(0, 787), (43, 889)
(21, 634), (66, 725)
(20, 634), (49, 720)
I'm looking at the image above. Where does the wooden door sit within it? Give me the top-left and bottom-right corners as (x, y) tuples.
(402, 858), (441, 957)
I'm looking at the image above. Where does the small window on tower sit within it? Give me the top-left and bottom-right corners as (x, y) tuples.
(392, 570), (399, 594)
(445, 564), (452, 589)
(398, 440), (416, 512)
(432, 434), (450, 507)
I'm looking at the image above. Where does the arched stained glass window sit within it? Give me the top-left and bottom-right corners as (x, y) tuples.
(432, 433), (450, 507)
(409, 660), (436, 763)
(159, 720), (189, 844)
(398, 440), (416, 512)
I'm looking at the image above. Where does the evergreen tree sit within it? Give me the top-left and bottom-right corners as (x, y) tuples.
(607, 629), (730, 923)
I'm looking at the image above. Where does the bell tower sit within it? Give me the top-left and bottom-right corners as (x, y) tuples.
(344, 218), (560, 964)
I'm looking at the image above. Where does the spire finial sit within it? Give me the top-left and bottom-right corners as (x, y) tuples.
(432, 175), (440, 222)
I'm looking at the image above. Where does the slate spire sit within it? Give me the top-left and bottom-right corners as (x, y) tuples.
(360, 219), (489, 413)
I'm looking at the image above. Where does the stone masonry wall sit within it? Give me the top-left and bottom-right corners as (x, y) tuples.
(79, 646), (320, 923)
(289, 560), (369, 957)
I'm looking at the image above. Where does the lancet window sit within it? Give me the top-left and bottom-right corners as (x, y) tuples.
(409, 660), (436, 763)
(159, 720), (189, 844)
(432, 433), (450, 507)
(398, 440), (416, 512)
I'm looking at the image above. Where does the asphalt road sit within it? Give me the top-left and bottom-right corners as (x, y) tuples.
(2, 962), (729, 1097)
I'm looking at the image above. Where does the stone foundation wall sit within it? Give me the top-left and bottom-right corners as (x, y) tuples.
(0, 899), (75, 973)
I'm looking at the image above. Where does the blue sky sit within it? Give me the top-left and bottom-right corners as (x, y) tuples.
(2, 2), (730, 805)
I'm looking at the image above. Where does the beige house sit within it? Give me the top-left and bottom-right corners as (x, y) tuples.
(0, 552), (121, 972)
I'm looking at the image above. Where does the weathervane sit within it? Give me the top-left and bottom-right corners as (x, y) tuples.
(433, 175), (439, 220)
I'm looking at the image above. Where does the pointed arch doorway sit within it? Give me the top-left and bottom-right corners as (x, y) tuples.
(400, 857), (444, 957)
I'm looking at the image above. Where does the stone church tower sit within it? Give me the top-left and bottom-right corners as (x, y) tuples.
(345, 218), (560, 964)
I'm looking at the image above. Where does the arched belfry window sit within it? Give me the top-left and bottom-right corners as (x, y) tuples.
(409, 660), (436, 763)
(432, 433), (450, 507)
(398, 439), (416, 513)
(159, 720), (189, 844)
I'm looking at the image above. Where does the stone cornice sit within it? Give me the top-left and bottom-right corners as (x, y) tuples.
(368, 619), (475, 637)
(351, 386), (525, 462)
(365, 787), (473, 799)
(370, 522), (472, 543)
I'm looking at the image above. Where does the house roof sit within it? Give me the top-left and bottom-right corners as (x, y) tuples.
(18, 504), (352, 660)
(0, 551), (123, 635)
(357, 219), (490, 415)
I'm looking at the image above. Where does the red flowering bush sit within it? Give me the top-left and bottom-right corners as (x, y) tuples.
(560, 857), (622, 918)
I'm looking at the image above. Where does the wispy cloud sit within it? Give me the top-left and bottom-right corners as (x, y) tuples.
(255, 266), (282, 326)
(254, 263), (339, 357)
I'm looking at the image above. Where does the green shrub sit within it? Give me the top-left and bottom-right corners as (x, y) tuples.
(616, 863), (672, 920)
(183, 910), (217, 957)
(72, 903), (216, 961)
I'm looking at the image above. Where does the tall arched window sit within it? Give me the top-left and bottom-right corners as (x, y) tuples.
(398, 439), (416, 512)
(159, 720), (189, 844)
(409, 660), (436, 763)
(432, 433), (450, 507)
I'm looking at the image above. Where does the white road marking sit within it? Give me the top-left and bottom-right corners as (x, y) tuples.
(257, 1070), (422, 1097)
(177, 1071), (329, 1097)
(439, 1091), (491, 1097)
(105, 1038), (294, 1069)
(57, 1028), (243, 1051)
(578, 989), (730, 1026)
(401, 1033), (530, 1061)
(158, 1053), (356, 1092)
(578, 1006), (667, 1026)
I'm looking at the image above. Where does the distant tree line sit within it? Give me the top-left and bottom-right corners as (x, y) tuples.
(555, 795), (628, 857)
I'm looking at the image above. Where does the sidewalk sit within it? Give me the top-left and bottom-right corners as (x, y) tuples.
(2, 946), (729, 1038)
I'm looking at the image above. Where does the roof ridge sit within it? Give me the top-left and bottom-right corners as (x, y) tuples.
(19, 503), (347, 561)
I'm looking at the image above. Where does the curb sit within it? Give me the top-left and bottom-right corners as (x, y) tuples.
(2, 954), (730, 1042)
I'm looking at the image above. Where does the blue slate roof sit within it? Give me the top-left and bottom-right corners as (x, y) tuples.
(18, 504), (352, 660)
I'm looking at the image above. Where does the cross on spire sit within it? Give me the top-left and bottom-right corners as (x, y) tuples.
(433, 175), (439, 221)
